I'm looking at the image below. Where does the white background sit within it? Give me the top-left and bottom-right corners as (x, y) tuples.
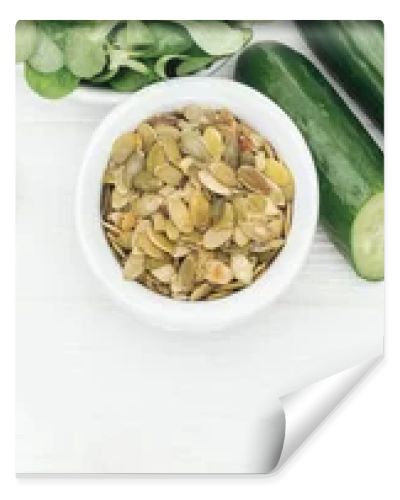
(2, 1), (400, 498)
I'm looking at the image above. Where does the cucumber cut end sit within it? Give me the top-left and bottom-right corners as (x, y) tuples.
(351, 192), (384, 280)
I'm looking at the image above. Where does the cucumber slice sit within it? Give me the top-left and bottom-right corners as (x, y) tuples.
(351, 192), (384, 280)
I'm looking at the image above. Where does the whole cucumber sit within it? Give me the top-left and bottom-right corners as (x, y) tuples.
(235, 42), (384, 280)
(298, 21), (384, 129)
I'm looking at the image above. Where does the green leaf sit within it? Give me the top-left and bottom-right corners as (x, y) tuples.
(108, 48), (150, 74)
(28, 29), (64, 73)
(176, 56), (214, 76)
(126, 21), (155, 47)
(178, 21), (247, 56)
(154, 54), (188, 79)
(227, 21), (253, 45)
(36, 20), (69, 49)
(109, 68), (157, 92)
(89, 68), (118, 83)
(64, 25), (107, 78)
(143, 22), (193, 57)
(16, 20), (38, 62)
(24, 63), (79, 99)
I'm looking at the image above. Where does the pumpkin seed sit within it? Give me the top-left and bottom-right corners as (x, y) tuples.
(152, 212), (166, 232)
(183, 104), (209, 123)
(132, 170), (162, 191)
(238, 166), (271, 194)
(173, 245), (191, 258)
(111, 189), (130, 209)
(177, 255), (196, 291)
(116, 230), (134, 250)
(203, 126), (224, 160)
(189, 189), (210, 230)
(255, 150), (266, 172)
(205, 259), (233, 285)
(180, 129), (210, 161)
(136, 231), (166, 260)
(208, 161), (237, 187)
(265, 159), (291, 186)
(126, 152), (145, 183)
(165, 220), (180, 241)
(151, 264), (175, 284)
(233, 226), (249, 247)
(190, 283), (213, 300)
(101, 106), (295, 300)
(167, 197), (193, 234)
(123, 253), (145, 280)
(111, 132), (138, 164)
(203, 227), (232, 250)
(231, 254), (253, 284)
(154, 163), (182, 186)
(135, 194), (163, 217)
(137, 122), (156, 152)
(146, 142), (166, 173)
(159, 135), (181, 164)
(198, 170), (231, 196)
(147, 227), (175, 254)
(154, 123), (181, 140)
(102, 220), (121, 235)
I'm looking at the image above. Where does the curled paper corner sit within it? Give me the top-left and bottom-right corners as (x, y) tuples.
(272, 356), (382, 471)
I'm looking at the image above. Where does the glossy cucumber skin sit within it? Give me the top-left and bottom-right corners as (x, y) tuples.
(235, 42), (383, 271)
(298, 20), (384, 129)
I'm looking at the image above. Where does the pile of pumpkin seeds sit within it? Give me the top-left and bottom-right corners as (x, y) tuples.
(101, 106), (295, 301)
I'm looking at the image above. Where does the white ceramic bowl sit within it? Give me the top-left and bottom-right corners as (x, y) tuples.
(76, 77), (318, 332)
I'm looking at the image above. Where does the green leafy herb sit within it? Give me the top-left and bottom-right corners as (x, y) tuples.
(110, 68), (157, 92)
(176, 56), (214, 76)
(64, 22), (117, 78)
(36, 20), (69, 49)
(89, 68), (119, 83)
(154, 54), (189, 78)
(24, 64), (79, 98)
(108, 48), (150, 74)
(126, 21), (155, 48)
(16, 21), (38, 62)
(144, 22), (193, 57)
(179, 21), (247, 56)
(28, 29), (64, 73)
(16, 20), (252, 99)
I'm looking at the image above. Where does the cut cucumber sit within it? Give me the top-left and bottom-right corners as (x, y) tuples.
(298, 21), (384, 129)
(351, 192), (384, 280)
(235, 42), (384, 280)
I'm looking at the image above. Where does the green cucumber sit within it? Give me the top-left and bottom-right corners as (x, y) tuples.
(298, 21), (384, 129)
(235, 42), (384, 280)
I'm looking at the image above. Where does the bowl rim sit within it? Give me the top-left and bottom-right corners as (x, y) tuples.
(76, 77), (318, 332)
